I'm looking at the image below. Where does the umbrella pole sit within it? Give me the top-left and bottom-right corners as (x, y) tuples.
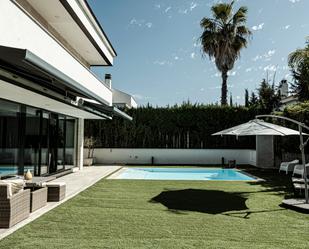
(299, 125), (309, 204)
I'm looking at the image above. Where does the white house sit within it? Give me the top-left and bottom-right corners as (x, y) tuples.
(0, 0), (134, 177)
(278, 80), (299, 111)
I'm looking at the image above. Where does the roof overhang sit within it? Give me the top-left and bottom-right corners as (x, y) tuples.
(21, 0), (116, 66)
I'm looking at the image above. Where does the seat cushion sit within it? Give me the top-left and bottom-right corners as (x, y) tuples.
(0, 179), (25, 198)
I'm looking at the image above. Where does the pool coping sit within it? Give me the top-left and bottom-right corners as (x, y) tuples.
(107, 167), (265, 182)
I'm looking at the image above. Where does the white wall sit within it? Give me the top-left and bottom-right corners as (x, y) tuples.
(0, 1), (112, 105)
(87, 149), (256, 166)
(112, 89), (137, 109)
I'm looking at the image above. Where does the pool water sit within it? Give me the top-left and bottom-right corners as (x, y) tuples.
(116, 167), (256, 181)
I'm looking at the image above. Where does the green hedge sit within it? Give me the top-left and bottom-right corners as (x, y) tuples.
(85, 104), (266, 149)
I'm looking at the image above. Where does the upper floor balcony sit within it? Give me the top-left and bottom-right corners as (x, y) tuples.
(0, 0), (116, 106)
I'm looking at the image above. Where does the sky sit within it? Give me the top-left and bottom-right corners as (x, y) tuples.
(88, 0), (309, 106)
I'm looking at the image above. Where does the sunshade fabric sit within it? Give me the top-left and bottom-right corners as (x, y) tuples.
(79, 98), (133, 121)
(212, 119), (302, 136)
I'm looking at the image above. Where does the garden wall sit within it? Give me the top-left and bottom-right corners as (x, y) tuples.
(87, 149), (256, 166)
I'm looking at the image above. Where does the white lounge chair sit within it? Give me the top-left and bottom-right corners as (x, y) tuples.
(292, 177), (309, 196)
(293, 163), (309, 178)
(279, 159), (299, 174)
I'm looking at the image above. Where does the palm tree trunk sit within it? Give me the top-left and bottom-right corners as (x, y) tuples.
(221, 70), (228, 105)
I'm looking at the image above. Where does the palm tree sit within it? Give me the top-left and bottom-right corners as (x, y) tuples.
(288, 38), (309, 101)
(200, 1), (251, 105)
(288, 38), (309, 69)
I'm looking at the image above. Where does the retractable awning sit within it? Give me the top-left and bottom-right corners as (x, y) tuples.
(79, 98), (133, 121)
(0, 45), (132, 121)
(0, 45), (109, 106)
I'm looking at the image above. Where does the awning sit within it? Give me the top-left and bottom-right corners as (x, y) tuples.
(0, 45), (109, 106)
(78, 98), (133, 121)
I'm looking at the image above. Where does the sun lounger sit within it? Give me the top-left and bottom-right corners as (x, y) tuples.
(279, 159), (299, 174)
(292, 163), (309, 178)
(292, 177), (309, 196)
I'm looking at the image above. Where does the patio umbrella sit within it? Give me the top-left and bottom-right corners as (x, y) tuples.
(212, 116), (309, 204)
(212, 119), (303, 137)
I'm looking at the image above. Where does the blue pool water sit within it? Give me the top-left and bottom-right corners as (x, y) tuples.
(0, 167), (32, 176)
(117, 167), (256, 181)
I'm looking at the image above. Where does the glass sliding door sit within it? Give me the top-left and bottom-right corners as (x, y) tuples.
(0, 98), (77, 177)
(24, 107), (41, 176)
(65, 117), (76, 170)
(57, 116), (65, 171)
(40, 112), (49, 175)
(0, 100), (20, 177)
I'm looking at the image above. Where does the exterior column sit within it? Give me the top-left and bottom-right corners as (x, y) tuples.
(76, 118), (84, 171)
(256, 135), (274, 169)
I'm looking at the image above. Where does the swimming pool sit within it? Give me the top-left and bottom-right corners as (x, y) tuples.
(115, 167), (256, 181)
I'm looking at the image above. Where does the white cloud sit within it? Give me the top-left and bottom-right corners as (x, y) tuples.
(245, 68), (252, 72)
(227, 71), (237, 76)
(252, 50), (275, 62)
(284, 25), (291, 29)
(190, 2), (198, 11)
(264, 50), (276, 59)
(179, 9), (189, 14)
(289, 0), (301, 3)
(252, 23), (264, 31)
(264, 64), (277, 72)
(153, 60), (172, 66)
(190, 52), (196, 59)
(145, 22), (153, 28)
(165, 7), (172, 13)
(129, 19), (153, 29)
(252, 55), (263, 61)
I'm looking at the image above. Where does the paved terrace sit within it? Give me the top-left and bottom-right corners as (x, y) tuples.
(0, 166), (121, 240)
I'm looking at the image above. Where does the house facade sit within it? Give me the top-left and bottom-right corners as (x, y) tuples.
(0, 0), (133, 177)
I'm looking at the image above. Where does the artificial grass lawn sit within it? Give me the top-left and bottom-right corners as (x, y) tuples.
(1, 170), (309, 249)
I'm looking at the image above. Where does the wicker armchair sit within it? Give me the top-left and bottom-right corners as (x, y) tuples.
(0, 185), (30, 228)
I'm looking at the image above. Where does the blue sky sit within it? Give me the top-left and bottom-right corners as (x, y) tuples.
(88, 0), (309, 106)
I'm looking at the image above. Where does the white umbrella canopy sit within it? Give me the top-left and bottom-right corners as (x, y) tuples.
(212, 119), (303, 136)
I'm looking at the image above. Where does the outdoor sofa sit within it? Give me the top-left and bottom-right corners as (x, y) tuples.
(0, 179), (30, 228)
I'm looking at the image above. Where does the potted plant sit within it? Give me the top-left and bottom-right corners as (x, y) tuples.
(84, 136), (96, 166)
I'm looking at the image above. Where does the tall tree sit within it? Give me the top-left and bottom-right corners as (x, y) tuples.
(257, 79), (280, 112)
(249, 92), (258, 106)
(245, 89), (249, 107)
(288, 37), (309, 101)
(200, 1), (251, 105)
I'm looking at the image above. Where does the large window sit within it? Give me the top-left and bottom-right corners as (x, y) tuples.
(0, 98), (76, 178)
(0, 100), (20, 177)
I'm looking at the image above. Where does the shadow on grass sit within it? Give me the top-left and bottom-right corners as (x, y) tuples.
(242, 168), (295, 198)
(150, 189), (248, 215)
(150, 188), (286, 219)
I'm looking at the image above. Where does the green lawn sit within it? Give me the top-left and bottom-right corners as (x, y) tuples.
(1, 169), (309, 249)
